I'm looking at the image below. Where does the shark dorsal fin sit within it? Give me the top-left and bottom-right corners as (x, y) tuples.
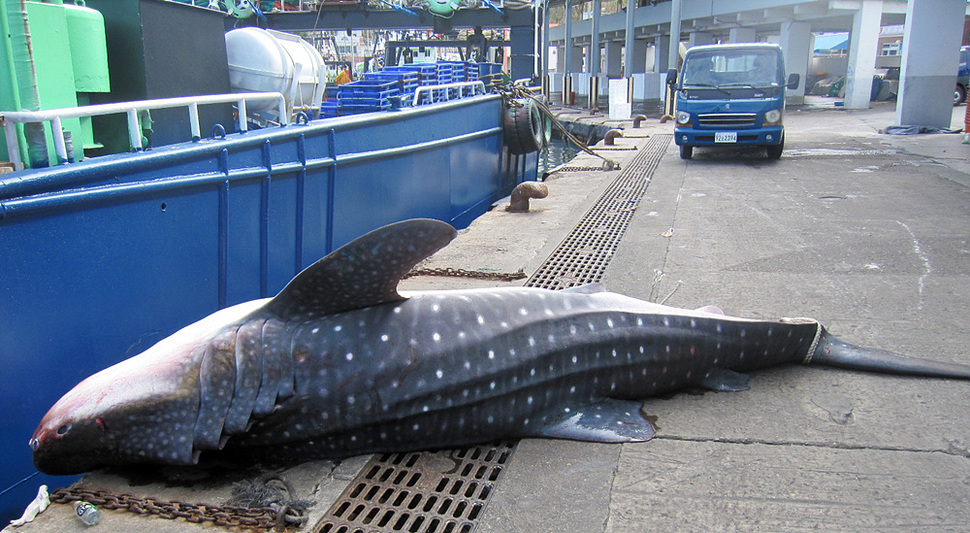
(265, 219), (457, 319)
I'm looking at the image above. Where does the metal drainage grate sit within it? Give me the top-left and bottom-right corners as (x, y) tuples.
(314, 134), (671, 533)
(314, 441), (516, 533)
(527, 134), (671, 290)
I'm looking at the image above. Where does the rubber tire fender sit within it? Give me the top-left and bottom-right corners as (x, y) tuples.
(503, 99), (544, 155)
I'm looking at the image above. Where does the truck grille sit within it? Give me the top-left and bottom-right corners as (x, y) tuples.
(698, 113), (757, 127)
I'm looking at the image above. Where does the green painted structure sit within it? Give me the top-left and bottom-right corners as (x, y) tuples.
(1, 0), (109, 166)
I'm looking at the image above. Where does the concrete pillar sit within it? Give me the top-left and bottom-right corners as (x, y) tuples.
(564, 0), (574, 75)
(667, 0), (682, 71)
(624, 0), (635, 78)
(570, 45), (585, 72)
(655, 37), (670, 72)
(632, 40), (648, 74)
(688, 32), (714, 48)
(844, 0), (882, 109)
(780, 21), (811, 104)
(590, 0), (601, 75)
(896, 0), (966, 128)
(606, 41), (623, 77)
(729, 27), (756, 43)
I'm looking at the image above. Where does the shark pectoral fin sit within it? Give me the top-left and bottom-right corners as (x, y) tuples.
(699, 368), (750, 392)
(536, 399), (655, 443)
(265, 219), (457, 319)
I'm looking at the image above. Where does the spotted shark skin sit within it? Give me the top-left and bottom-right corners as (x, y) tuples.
(30, 219), (970, 475)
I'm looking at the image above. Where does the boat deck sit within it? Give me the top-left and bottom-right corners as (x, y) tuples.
(7, 99), (970, 533)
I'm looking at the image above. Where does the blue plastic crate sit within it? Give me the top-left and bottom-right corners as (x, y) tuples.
(337, 80), (400, 97)
(338, 103), (392, 115)
(441, 61), (466, 81)
(388, 63), (438, 86)
(465, 62), (480, 81)
(320, 100), (340, 117)
(363, 71), (420, 97)
(436, 63), (454, 85)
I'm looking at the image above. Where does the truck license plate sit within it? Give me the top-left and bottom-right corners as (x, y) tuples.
(715, 131), (738, 143)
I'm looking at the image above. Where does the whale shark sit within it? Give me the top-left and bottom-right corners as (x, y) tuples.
(30, 219), (970, 475)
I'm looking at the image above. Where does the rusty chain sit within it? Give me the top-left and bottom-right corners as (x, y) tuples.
(50, 487), (306, 531)
(405, 267), (526, 281)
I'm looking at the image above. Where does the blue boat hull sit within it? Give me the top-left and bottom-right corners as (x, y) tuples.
(0, 94), (536, 518)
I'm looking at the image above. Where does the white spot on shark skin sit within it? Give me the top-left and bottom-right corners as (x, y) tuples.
(381, 334), (389, 342)
(490, 381), (496, 390)
(519, 308), (529, 316)
(432, 304), (440, 312)
(311, 327), (320, 334)
(436, 369), (444, 379)
(464, 361), (472, 370)
(346, 352), (354, 361)
(333, 325), (342, 332)
(433, 332), (441, 342)
(477, 315), (485, 325)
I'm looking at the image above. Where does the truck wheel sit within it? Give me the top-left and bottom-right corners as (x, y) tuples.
(766, 136), (784, 159)
(680, 145), (693, 159)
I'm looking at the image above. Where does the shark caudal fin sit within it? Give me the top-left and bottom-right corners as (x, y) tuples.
(810, 329), (970, 379)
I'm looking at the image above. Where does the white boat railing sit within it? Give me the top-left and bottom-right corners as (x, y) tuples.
(412, 81), (487, 106)
(1, 92), (287, 171)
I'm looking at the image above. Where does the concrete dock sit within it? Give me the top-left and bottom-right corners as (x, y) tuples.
(7, 100), (970, 532)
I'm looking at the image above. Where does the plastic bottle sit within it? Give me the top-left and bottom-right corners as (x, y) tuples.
(72, 501), (101, 526)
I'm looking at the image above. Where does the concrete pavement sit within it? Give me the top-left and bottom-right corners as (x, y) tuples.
(481, 102), (970, 532)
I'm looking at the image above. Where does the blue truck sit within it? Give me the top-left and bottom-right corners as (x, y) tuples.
(669, 43), (800, 160)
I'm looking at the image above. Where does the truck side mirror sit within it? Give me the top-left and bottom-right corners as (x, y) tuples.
(787, 73), (800, 90)
(666, 68), (678, 86)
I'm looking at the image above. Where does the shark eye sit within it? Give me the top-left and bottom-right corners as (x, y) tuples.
(55, 424), (72, 436)
(29, 439), (39, 451)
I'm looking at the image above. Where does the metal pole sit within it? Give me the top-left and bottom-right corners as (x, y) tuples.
(667, 0), (682, 72)
(624, 0), (635, 78)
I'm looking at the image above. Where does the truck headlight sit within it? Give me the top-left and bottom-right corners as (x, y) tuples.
(764, 109), (782, 124)
(676, 111), (691, 125)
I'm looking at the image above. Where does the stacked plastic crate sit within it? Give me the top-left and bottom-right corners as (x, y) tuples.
(336, 80), (400, 115)
(438, 62), (465, 98)
(320, 86), (340, 118)
(386, 63), (438, 105)
(435, 62), (454, 101)
(363, 69), (420, 105)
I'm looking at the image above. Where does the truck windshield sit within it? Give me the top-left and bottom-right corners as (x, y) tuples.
(682, 49), (782, 89)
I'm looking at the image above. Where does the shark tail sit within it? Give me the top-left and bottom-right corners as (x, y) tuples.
(809, 328), (970, 379)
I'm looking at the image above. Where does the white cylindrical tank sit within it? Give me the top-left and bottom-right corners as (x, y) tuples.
(225, 27), (325, 121)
